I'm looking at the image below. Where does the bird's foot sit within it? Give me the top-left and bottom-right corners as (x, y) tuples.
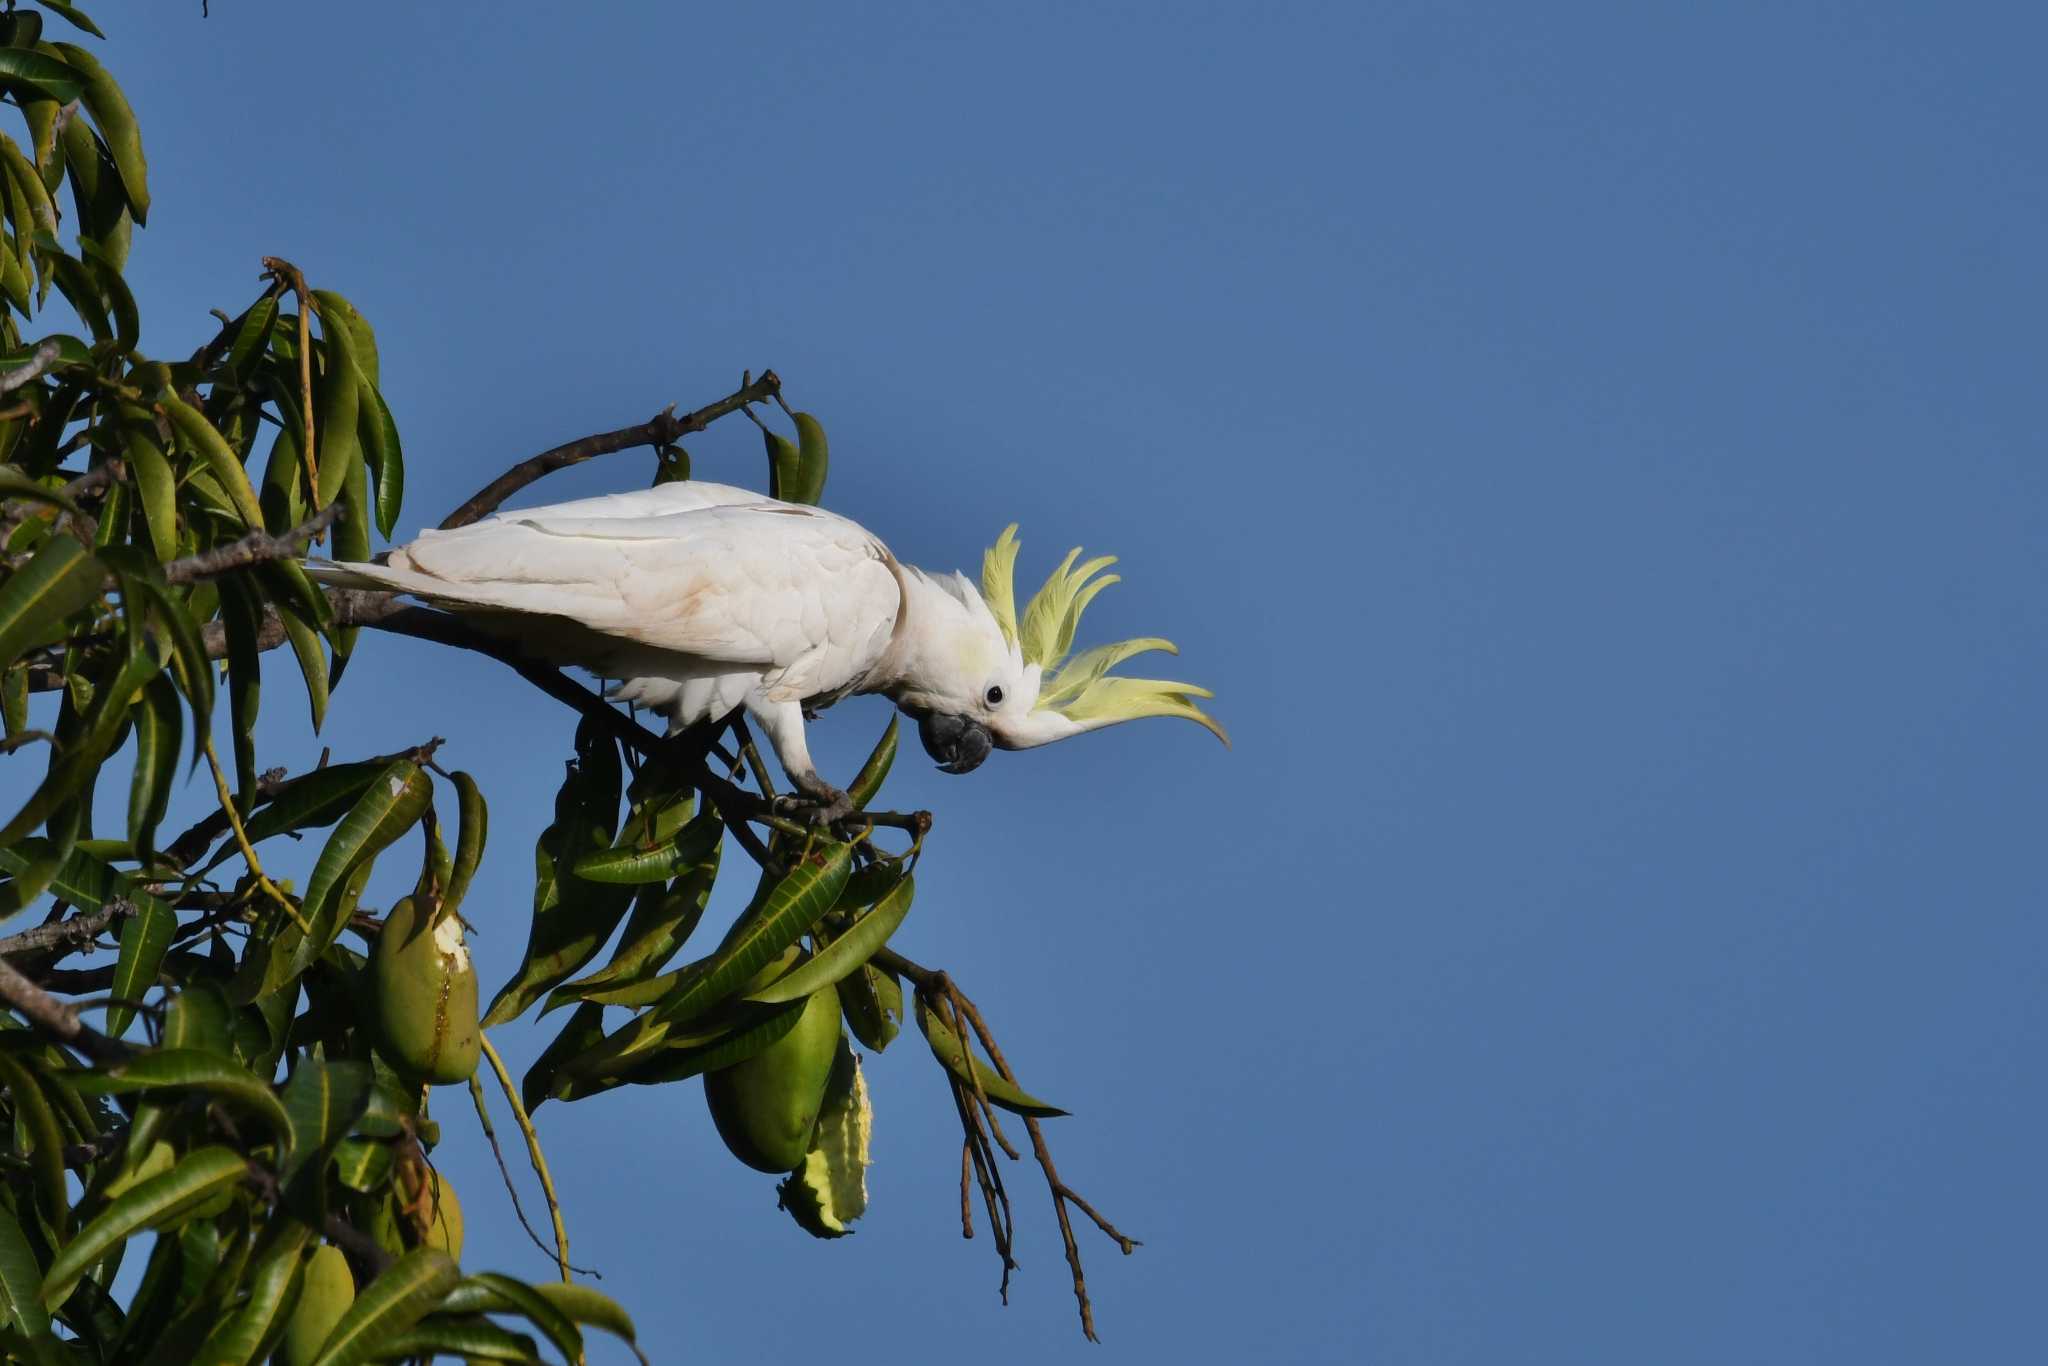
(775, 784), (854, 828)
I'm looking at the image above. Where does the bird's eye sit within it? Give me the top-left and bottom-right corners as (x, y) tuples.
(984, 685), (1004, 706)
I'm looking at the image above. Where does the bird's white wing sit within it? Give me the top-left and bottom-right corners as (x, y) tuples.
(308, 486), (901, 695)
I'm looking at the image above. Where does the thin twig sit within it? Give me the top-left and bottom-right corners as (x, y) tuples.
(437, 370), (782, 530)
(0, 953), (131, 1063)
(467, 1071), (601, 1277)
(162, 504), (343, 585)
(260, 257), (320, 515)
(199, 731), (312, 934)
(479, 1033), (573, 1282)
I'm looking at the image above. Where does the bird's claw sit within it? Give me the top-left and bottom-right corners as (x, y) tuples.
(776, 786), (854, 828)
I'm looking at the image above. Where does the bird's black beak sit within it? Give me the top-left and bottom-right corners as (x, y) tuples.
(916, 710), (993, 775)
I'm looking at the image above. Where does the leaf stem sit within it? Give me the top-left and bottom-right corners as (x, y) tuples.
(479, 1032), (573, 1281)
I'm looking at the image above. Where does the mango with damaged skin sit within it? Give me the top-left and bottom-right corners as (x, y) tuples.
(371, 895), (480, 1085)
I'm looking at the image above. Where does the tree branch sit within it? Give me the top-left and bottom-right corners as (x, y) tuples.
(162, 504), (343, 585)
(437, 370), (781, 530)
(0, 339), (60, 395)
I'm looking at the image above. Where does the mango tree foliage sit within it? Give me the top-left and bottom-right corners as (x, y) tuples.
(0, 5), (1129, 1359)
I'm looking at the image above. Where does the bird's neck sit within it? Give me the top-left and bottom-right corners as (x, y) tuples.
(860, 558), (967, 700)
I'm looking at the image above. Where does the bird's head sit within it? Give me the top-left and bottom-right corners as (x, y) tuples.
(887, 525), (1226, 774)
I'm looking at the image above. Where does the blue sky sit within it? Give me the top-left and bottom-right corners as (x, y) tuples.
(52, 2), (2048, 1361)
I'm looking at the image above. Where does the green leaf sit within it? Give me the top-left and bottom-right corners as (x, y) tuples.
(237, 758), (383, 846)
(763, 427), (801, 502)
(67, 1049), (291, 1135)
(482, 718), (628, 1025)
(0, 466), (81, 516)
(305, 1247), (458, 1366)
(789, 411), (830, 505)
(222, 293), (278, 377)
(0, 840), (172, 922)
(0, 1203), (50, 1339)
(916, 997), (1068, 1117)
(377, 1317), (538, 1362)
(444, 770), (486, 913)
(567, 804), (719, 886)
(276, 600), (329, 731)
(531, 1281), (646, 1364)
(0, 47), (80, 105)
(331, 1136), (393, 1192)
(611, 998), (806, 1090)
(653, 839), (853, 1028)
(846, 715), (898, 809)
(80, 240), (135, 353)
(0, 532), (101, 668)
(452, 1272), (582, 1364)
(37, 4), (106, 41)
(270, 759), (431, 988)
(187, 1217), (313, 1366)
(161, 982), (232, 1055)
(358, 383), (403, 540)
(0, 1053), (67, 1236)
(217, 576), (263, 807)
(278, 1058), (372, 1186)
(39, 1146), (248, 1309)
(838, 958), (903, 1053)
(121, 430), (177, 563)
(160, 394), (264, 529)
(750, 874), (913, 1004)
(307, 292), (362, 510)
(519, 1001), (607, 1113)
(123, 671), (179, 859)
(104, 889), (172, 1039)
(544, 814), (721, 1010)
(49, 43), (144, 224)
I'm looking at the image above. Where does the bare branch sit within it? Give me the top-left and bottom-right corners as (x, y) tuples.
(0, 340), (60, 395)
(0, 902), (134, 957)
(438, 370), (781, 530)
(162, 504), (344, 585)
(0, 952), (133, 1063)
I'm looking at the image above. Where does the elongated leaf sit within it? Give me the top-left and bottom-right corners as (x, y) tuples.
(846, 715), (898, 809)
(568, 806), (718, 885)
(305, 1247), (458, 1366)
(0, 1053), (67, 1236)
(307, 292), (362, 509)
(238, 758), (383, 846)
(160, 394), (263, 528)
(456, 1272), (581, 1363)
(613, 999), (806, 1090)
(916, 998), (1068, 1117)
(751, 874), (913, 1004)
(105, 891), (173, 1039)
(81, 241), (135, 353)
(0, 1203), (50, 1339)
(69, 1049), (290, 1137)
(270, 759), (430, 988)
(482, 719), (627, 1025)
(763, 427), (800, 502)
(37, 4), (103, 41)
(188, 1218), (313, 1366)
(544, 816), (721, 1009)
(445, 771), (486, 913)
(278, 1057), (371, 1186)
(0, 842), (170, 925)
(49, 44), (144, 223)
(838, 958), (904, 1053)
(124, 671), (179, 859)
(222, 293), (277, 376)
(653, 840), (853, 1028)
(276, 601), (329, 730)
(40, 1146), (248, 1309)
(520, 1001), (607, 1112)
(532, 1281), (645, 1363)
(359, 384), (403, 539)
(0, 466), (80, 516)
(216, 576), (263, 807)
(121, 430), (178, 563)
(0, 532), (101, 668)
(378, 1318), (538, 1362)
(0, 48), (80, 104)
(789, 411), (829, 505)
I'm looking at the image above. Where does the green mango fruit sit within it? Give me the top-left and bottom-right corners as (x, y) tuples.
(778, 1035), (870, 1238)
(371, 895), (480, 1084)
(279, 1243), (353, 1366)
(366, 1163), (465, 1262)
(702, 987), (842, 1173)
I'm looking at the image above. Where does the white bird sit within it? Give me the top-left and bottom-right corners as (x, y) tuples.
(306, 481), (1223, 819)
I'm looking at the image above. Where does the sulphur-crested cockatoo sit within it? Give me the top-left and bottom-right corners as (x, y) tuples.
(306, 481), (1223, 820)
